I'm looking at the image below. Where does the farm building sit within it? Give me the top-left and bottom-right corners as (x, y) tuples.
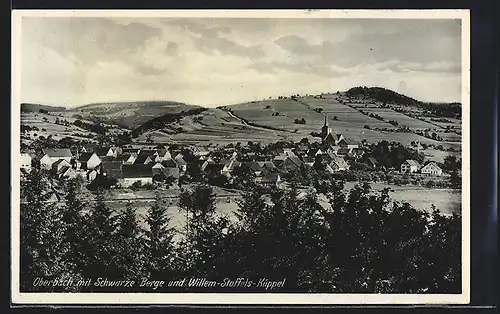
(121, 164), (154, 187)
(40, 148), (73, 170)
(401, 160), (421, 173)
(421, 162), (443, 176)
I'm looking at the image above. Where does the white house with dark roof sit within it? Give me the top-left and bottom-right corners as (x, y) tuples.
(40, 148), (73, 170)
(78, 152), (101, 170)
(421, 162), (443, 176)
(401, 160), (421, 173)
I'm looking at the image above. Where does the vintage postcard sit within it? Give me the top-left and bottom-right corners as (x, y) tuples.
(11, 9), (470, 305)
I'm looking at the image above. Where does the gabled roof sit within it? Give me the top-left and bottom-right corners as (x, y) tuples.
(117, 153), (136, 162)
(405, 160), (420, 167)
(285, 156), (304, 168)
(122, 164), (153, 178)
(301, 156), (315, 164)
(261, 161), (277, 169)
(331, 157), (348, 169)
(100, 155), (120, 162)
(94, 147), (113, 157)
(57, 165), (72, 176)
(261, 172), (280, 183)
(422, 162), (441, 170)
(52, 159), (70, 168)
(205, 163), (225, 173)
(134, 154), (154, 165)
(174, 155), (187, 166)
(42, 148), (73, 158)
(161, 159), (177, 168)
(243, 161), (263, 172)
(101, 162), (123, 178)
(79, 152), (97, 162)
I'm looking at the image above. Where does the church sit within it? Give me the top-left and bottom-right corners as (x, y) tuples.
(320, 115), (359, 150)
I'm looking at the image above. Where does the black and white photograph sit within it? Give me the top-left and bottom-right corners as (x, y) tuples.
(11, 10), (470, 304)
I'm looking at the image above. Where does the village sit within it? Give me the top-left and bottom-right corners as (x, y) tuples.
(19, 115), (451, 192)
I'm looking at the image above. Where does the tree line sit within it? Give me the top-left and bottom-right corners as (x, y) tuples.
(20, 169), (461, 293)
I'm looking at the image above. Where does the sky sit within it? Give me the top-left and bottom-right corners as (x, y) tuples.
(19, 16), (463, 107)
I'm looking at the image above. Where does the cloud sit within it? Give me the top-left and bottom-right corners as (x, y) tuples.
(162, 19), (266, 59)
(19, 17), (463, 106)
(22, 18), (162, 66)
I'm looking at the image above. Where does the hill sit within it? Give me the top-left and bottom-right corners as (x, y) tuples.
(132, 89), (462, 150)
(21, 103), (67, 113)
(345, 86), (461, 118)
(68, 101), (201, 129)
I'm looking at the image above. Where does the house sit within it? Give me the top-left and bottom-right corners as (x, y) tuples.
(57, 166), (78, 180)
(20, 153), (32, 172)
(121, 164), (154, 187)
(192, 147), (210, 157)
(308, 147), (324, 157)
(281, 155), (304, 171)
(261, 161), (277, 172)
(94, 147), (117, 158)
(82, 143), (98, 153)
(78, 152), (101, 170)
(259, 172), (281, 186)
(100, 159), (123, 179)
(242, 161), (263, 177)
(157, 149), (172, 161)
(201, 158), (215, 172)
(158, 160), (180, 179)
(204, 163), (225, 178)
(421, 162), (443, 176)
(366, 157), (379, 169)
(52, 159), (72, 173)
(40, 148), (73, 170)
(119, 153), (138, 165)
(122, 147), (141, 155)
(87, 169), (99, 182)
(401, 160), (420, 173)
(221, 159), (237, 174)
(337, 137), (359, 150)
(134, 152), (155, 165)
(301, 156), (315, 167)
(326, 157), (350, 172)
(174, 154), (188, 172)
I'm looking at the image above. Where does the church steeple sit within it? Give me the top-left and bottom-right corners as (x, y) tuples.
(321, 114), (332, 143)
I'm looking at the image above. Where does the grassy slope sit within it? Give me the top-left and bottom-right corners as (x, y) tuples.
(68, 101), (201, 129)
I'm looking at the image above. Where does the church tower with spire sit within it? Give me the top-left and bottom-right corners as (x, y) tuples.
(321, 115), (332, 140)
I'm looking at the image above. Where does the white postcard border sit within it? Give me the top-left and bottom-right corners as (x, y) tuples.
(11, 9), (471, 305)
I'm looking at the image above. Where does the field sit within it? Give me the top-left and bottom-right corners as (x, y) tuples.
(66, 101), (201, 129)
(361, 108), (438, 129)
(343, 182), (461, 215)
(21, 112), (128, 142)
(82, 182), (460, 243)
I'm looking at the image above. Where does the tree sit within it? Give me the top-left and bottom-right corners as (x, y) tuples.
(60, 179), (87, 279)
(449, 170), (461, 189)
(79, 189), (120, 283)
(20, 169), (71, 291)
(443, 155), (460, 172)
(178, 185), (217, 275)
(143, 193), (175, 278)
(115, 202), (146, 280)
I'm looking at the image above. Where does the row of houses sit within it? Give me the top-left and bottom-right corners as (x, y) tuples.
(19, 139), (357, 187)
(400, 159), (444, 176)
